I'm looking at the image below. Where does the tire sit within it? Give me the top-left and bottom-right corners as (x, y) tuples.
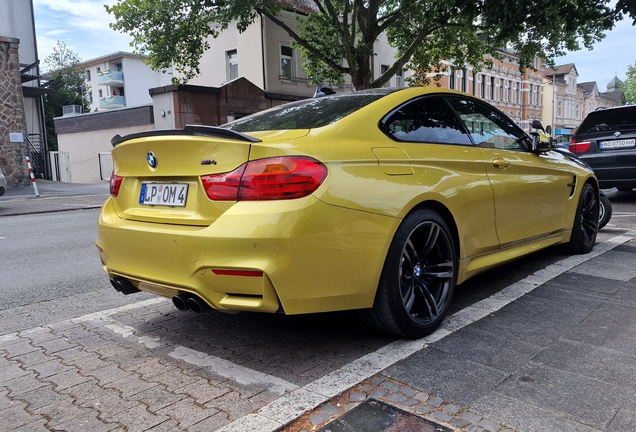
(361, 209), (457, 338)
(598, 193), (612, 230)
(567, 183), (598, 254)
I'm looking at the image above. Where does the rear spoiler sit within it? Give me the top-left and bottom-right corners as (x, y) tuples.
(111, 125), (261, 147)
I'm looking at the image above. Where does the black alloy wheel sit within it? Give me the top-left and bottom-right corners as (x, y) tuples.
(362, 209), (457, 338)
(567, 183), (598, 254)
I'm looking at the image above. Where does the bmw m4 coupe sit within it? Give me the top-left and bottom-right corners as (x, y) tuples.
(97, 88), (599, 338)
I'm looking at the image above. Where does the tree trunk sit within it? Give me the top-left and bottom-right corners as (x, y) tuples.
(351, 55), (374, 90)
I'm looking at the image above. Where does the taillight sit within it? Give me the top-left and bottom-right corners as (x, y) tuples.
(202, 157), (327, 201)
(110, 172), (123, 197)
(569, 137), (591, 154)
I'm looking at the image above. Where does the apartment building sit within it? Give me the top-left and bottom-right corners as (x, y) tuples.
(179, 10), (411, 98)
(579, 79), (625, 117)
(0, 0), (47, 185)
(433, 48), (545, 132)
(81, 52), (172, 112)
(542, 64), (585, 143)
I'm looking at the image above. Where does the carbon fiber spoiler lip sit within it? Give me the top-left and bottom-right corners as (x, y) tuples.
(111, 125), (261, 147)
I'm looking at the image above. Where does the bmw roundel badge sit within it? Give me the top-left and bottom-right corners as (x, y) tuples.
(615, 131), (622, 138)
(147, 151), (157, 169)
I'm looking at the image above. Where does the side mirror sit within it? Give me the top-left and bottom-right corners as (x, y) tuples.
(531, 132), (552, 153)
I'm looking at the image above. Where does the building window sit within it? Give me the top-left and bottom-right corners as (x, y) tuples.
(558, 100), (562, 117)
(576, 104), (580, 119)
(97, 67), (101, 74)
(98, 89), (103, 98)
(89, 92), (93, 103)
(536, 87), (540, 105)
(381, 64), (390, 87)
(471, 72), (476, 95)
(116, 63), (122, 72)
(481, 75), (486, 98)
(226, 49), (238, 81)
(280, 45), (293, 80)
(395, 69), (404, 88)
(449, 68), (455, 90)
(508, 81), (512, 102)
(529, 85), (533, 106)
(499, 79), (504, 101)
(490, 76), (495, 99)
(515, 82), (519, 103)
(461, 70), (467, 92)
(86, 70), (91, 81)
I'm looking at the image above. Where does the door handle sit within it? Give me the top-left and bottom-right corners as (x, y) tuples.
(492, 158), (511, 169)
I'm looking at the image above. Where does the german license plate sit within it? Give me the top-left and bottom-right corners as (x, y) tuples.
(139, 183), (188, 207)
(599, 139), (635, 149)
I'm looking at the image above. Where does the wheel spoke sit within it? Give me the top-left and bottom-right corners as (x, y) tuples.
(421, 260), (454, 278)
(403, 239), (417, 266)
(418, 224), (440, 260)
(402, 280), (416, 313)
(582, 195), (596, 215)
(416, 280), (439, 319)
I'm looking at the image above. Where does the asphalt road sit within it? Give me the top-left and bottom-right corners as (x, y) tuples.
(0, 209), (154, 333)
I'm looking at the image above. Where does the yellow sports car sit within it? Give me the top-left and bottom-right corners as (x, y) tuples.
(97, 88), (599, 338)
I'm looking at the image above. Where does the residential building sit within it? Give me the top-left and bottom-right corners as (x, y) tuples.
(0, 0), (47, 185)
(578, 80), (624, 119)
(81, 52), (173, 112)
(180, 9), (411, 97)
(543, 64), (584, 143)
(433, 48), (545, 132)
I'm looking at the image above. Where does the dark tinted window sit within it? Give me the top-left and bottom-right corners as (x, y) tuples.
(381, 96), (472, 145)
(222, 91), (393, 132)
(446, 97), (529, 151)
(577, 107), (636, 134)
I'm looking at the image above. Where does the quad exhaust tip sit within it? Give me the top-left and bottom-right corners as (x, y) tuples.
(172, 293), (212, 313)
(110, 277), (141, 295)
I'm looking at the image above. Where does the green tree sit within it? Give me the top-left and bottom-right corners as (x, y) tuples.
(106, 0), (627, 90)
(42, 41), (90, 151)
(623, 62), (636, 103)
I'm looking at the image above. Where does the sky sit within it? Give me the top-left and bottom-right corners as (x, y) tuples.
(33, 0), (636, 90)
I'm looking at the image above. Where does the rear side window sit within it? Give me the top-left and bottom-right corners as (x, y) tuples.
(381, 96), (472, 145)
(223, 91), (392, 132)
(446, 97), (529, 151)
(577, 107), (636, 134)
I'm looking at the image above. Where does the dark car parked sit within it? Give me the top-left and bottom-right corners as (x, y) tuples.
(569, 104), (636, 191)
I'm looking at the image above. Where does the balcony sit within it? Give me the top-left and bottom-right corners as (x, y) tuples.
(99, 96), (126, 109)
(97, 71), (124, 86)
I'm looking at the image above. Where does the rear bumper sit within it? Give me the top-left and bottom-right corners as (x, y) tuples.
(97, 196), (399, 315)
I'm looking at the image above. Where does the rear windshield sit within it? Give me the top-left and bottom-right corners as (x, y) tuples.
(222, 90), (393, 132)
(577, 106), (636, 134)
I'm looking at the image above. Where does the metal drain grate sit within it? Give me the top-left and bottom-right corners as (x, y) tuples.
(317, 398), (453, 432)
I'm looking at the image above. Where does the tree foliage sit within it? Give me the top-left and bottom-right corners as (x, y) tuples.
(42, 41), (90, 150)
(623, 62), (636, 103)
(106, 0), (629, 90)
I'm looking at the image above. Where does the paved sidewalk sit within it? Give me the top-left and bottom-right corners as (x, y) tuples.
(0, 180), (109, 217)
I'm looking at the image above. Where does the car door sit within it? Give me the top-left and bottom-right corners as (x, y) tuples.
(446, 96), (572, 247)
(379, 95), (500, 258)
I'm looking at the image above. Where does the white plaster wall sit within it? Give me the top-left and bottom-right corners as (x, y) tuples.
(58, 124), (155, 183)
(237, 16), (265, 89)
(122, 57), (173, 106)
(182, 23), (239, 87)
(0, 0), (37, 64)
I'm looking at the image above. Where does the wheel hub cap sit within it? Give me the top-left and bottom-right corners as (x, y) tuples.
(413, 264), (422, 279)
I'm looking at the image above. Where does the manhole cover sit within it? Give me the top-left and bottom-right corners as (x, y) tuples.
(317, 399), (452, 432)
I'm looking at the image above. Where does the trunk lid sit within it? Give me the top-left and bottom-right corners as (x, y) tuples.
(110, 126), (260, 226)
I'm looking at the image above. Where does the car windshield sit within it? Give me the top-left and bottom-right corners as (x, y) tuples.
(222, 90), (394, 132)
(577, 107), (636, 134)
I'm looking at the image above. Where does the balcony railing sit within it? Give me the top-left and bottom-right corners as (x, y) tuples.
(97, 71), (124, 86)
(99, 96), (126, 109)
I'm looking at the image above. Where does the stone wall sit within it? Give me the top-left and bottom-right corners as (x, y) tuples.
(0, 36), (29, 187)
